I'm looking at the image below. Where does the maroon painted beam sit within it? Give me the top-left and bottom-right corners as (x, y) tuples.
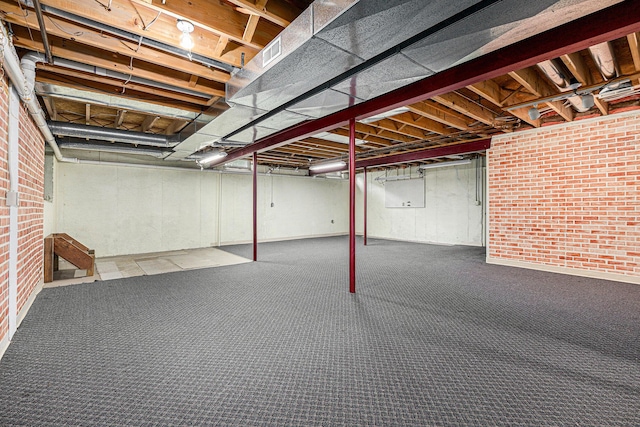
(363, 167), (367, 247)
(309, 139), (490, 175)
(211, 2), (640, 167)
(349, 118), (356, 294)
(252, 151), (258, 262)
(357, 139), (491, 169)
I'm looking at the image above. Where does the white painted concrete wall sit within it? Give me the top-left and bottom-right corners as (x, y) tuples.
(50, 163), (349, 256)
(357, 161), (485, 246)
(219, 173), (348, 244)
(54, 163), (219, 257)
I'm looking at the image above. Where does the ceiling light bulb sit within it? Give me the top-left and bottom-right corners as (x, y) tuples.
(180, 32), (195, 50)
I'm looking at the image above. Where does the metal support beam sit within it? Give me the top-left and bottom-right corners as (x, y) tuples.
(253, 151), (258, 262)
(211, 3), (640, 168)
(363, 167), (367, 247)
(349, 118), (356, 294)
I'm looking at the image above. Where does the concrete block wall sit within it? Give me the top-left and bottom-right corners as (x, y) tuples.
(488, 110), (640, 284)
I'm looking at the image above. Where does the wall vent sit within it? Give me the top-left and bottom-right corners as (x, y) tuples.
(263, 36), (282, 67)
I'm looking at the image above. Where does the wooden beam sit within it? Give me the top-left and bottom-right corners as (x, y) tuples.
(165, 119), (189, 135)
(407, 101), (470, 130)
(432, 92), (497, 126)
(353, 122), (416, 143)
(188, 75), (199, 88)
(30, 0), (256, 67)
(243, 14), (261, 43)
(115, 109), (127, 128)
(213, 36), (230, 58)
(467, 79), (540, 127)
(85, 103), (91, 125)
(389, 112), (453, 135)
(509, 68), (574, 122)
(141, 115), (160, 132)
(627, 32), (640, 71)
(129, 0), (276, 49)
(369, 118), (428, 140)
(12, 30), (225, 98)
(42, 97), (57, 121)
(225, 0), (298, 27)
(0, 1), (231, 84)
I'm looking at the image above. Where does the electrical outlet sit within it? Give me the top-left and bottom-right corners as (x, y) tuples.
(331, 219), (334, 224)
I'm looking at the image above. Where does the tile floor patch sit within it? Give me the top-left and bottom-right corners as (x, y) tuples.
(136, 258), (182, 275)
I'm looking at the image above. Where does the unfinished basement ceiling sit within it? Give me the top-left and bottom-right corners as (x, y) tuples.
(1, 0), (640, 171)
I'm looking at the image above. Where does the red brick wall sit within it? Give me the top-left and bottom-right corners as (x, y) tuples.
(0, 74), (45, 348)
(17, 103), (44, 312)
(0, 75), (9, 344)
(488, 111), (640, 283)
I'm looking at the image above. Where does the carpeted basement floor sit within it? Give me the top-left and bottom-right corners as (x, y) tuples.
(0, 237), (638, 426)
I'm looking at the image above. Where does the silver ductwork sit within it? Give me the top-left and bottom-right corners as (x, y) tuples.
(0, 22), (76, 163)
(47, 122), (180, 147)
(56, 140), (171, 158)
(170, 0), (622, 161)
(589, 41), (619, 80)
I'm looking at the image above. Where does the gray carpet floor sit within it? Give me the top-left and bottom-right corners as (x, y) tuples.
(0, 236), (638, 426)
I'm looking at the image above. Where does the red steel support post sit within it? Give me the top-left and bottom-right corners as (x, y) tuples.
(253, 151), (258, 262)
(349, 118), (356, 293)
(363, 167), (367, 246)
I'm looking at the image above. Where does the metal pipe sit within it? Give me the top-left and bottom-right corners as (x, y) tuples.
(31, 0), (53, 64)
(20, 1), (235, 73)
(363, 167), (367, 247)
(252, 152), (258, 262)
(48, 121), (180, 147)
(25, 53), (211, 100)
(57, 141), (170, 158)
(0, 22), (76, 163)
(349, 118), (356, 294)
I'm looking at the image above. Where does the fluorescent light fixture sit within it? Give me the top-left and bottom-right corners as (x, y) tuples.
(309, 161), (346, 171)
(419, 159), (471, 170)
(177, 19), (195, 50)
(198, 151), (227, 165)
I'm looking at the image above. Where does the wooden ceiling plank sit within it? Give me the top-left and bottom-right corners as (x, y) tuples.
(33, 0), (257, 67)
(188, 75), (199, 87)
(128, 0), (274, 49)
(509, 67), (574, 122)
(407, 101), (470, 130)
(12, 34), (225, 98)
(389, 112), (452, 136)
(0, 3), (231, 83)
(226, 0), (298, 27)
(353, 122), (416, 143)
(330, 128), (391, 147)
(432, 92), (497, 126)
(85, 103), (91, 125)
